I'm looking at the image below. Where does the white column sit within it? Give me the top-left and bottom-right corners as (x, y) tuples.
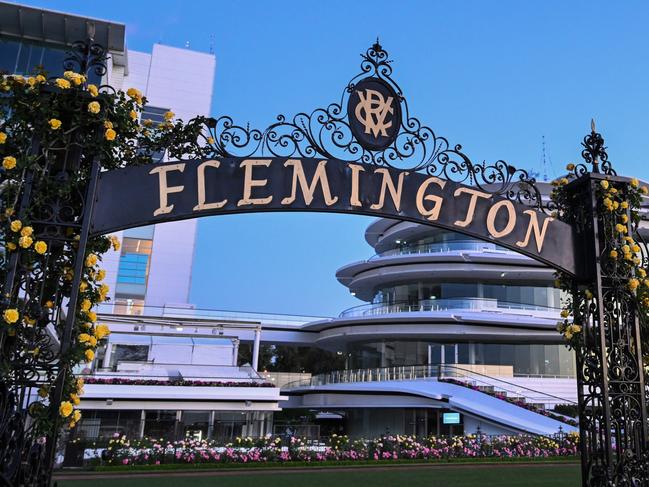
(252, 326), (261, 371)
(232, 339), (240, 366)
(102, 342), (113, 370)
(139, 410), (146, 438)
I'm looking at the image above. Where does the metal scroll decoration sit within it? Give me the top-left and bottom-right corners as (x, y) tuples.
(201, 41), (546, 212)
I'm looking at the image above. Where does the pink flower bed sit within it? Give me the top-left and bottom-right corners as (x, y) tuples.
(99, 433), (578, 466)
(82, 377), (275, 387)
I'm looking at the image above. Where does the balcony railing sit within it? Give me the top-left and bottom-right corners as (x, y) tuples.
(282, 364), (576, 407)
(369, 240), (514, 260)
(338, 298), (560, 318)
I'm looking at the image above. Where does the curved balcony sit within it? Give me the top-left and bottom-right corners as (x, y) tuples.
(368, 240), (512, 260)
(339, 298), (560, 319)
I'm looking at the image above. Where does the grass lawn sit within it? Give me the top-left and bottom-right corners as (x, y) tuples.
(57, 464), (581, 487)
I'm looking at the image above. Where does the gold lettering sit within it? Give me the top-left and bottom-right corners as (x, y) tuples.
(281, 159), (338, 206)
(487, 200), (517, 238)
(416, 177), (447, 220)
(348, 164), (365, 207)
(516, 210), (554, 252)
(238, 159), (273, 206)
(150, 163), (186, 216)
(370, 168), (409, 211)
(193, 160), (227, 211)
(453, 187), (491, 227)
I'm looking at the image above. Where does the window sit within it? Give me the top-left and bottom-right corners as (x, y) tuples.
(140, 106), (171, 161)
(109, 344), (149, 367)
(115, 237), (153, 299)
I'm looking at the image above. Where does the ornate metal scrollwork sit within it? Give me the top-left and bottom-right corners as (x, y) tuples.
(202, 41), (546, 212)
(62, 38), (109, 81)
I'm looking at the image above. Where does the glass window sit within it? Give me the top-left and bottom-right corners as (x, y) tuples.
(0, 38), (20, 73)
(109, 344), (149, 367)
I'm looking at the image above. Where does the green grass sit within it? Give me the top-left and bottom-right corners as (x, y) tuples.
(57, 464), (581, 487)
(88, 455), (578, 472)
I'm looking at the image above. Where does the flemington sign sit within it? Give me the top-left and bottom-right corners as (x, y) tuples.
(91, 156), (576, 274)
(90, 46), (576, 275)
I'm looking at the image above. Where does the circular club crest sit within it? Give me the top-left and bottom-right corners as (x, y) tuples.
(347, 77), (401, 151)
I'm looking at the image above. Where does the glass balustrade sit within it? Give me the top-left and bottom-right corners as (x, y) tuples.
(369, 240), (514, 260)
(339, 298), (560, 318)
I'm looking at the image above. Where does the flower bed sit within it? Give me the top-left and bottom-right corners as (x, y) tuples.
(82, 377), (275, 387)
(439, 378), (578, 427)
(94, 433), (578, 467)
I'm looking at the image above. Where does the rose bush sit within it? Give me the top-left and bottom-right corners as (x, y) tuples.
(94, 433), (579, 467)
(0, 68), (211, 435)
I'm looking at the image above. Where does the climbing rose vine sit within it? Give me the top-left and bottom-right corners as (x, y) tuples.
(0, 69), (211, 435)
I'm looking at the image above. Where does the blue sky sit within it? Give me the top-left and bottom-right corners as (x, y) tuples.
(19, 0), (649, 316)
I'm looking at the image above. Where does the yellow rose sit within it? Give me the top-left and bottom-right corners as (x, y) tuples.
(631, 178), (640, 188)
(104, 120), (113, 129)
(87, 101), (101, 114)
(88, 336), (97, 347)
(0, 132), (6, 144)
(585, 289), (593, 300)
(59, 401), (73, 418)
(642, 186), (649, 195)
(78, 333), (91, 343)
(88, 84), (99, 97)
(560, 309), (570, 318)
(49, 118), (62, 130)
(85, 349), (95, 362)
(628, 278), (640, 291)
(3, 156), (16, 170)
(87, 311), (97, 322)
(620, 201), (629, 209)
(207, 136), (215, 144)
(3, 308), (19, 324)
(79, 281), (88, 292)
(129, 110), (138, 121)
(105, 128), (116, 141)
(44, 300), (54, 308)
(97, 269), (106, 281)
(38, 387), (49, 398)
(34, 241), (47, 254)
(80, 299), (91, 312)
(18, 236), (33, 248)
(20, 226), (33, 237)
(600, 180), (609, 190)
(94, 324), (111, 339)
(72, 410), (82, 422)
(110, 235), (121, 251)
(609, 250), (618, 259)
(164, 111), (175, 121)
(55, 78), (71, 89)
(10, 220), (22, 232)
(85, 253), (98, 267)
(566, 163), (575, 171)
(126, 87), (143, 102)
(7, 242), (16, 251)
(35, 74), (46, 83)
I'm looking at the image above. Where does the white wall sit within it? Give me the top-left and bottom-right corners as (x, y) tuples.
(107, 44), (215, 309)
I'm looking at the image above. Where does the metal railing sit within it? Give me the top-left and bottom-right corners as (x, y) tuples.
(282, 364), (577, 407)
(369, 240), (513, 260)
(338, 298), (561, 318)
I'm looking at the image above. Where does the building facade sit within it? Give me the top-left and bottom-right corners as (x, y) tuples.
(1, 1), (584, 446)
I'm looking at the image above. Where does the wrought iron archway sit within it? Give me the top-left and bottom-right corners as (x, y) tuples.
(0, 38), (648, 486)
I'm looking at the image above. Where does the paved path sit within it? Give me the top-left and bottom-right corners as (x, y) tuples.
(54, 461), (579, 480)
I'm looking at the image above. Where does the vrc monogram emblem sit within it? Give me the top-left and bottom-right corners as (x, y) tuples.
(347, 77), (401, 151)
(354, 89), (394, 138)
